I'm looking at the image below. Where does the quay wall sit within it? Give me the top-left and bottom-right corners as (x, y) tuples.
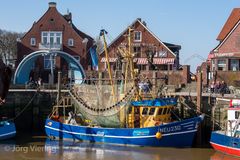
(1, 90), (56, 132)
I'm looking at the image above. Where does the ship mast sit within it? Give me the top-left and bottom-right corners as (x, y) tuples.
(100, 29), (116, 103)
(126, 27), (140, 100)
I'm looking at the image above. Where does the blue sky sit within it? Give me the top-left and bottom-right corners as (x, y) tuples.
(0, 0), (239, 72)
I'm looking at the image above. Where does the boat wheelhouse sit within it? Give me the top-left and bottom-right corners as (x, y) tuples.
(210, 99), (240, 157)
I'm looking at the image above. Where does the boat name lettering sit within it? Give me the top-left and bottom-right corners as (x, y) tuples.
(159, 126), (181, 133)
(133, 129), (150, 136)
(97, 131), (104, 136)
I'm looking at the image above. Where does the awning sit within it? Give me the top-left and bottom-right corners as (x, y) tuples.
(135, 58), (175, 65)
(101, 57), (117, 62)
(153, 58), (175, 64)
(136, 58), (148, 64)
(100, 57), (175, 65)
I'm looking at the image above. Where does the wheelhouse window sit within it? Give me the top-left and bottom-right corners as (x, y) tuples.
(44, 55), (56, 69)
(134, 31), (142, 42)
(30, 38), (36, 46)
(158, 108), (163, 115)
(149, 108), (155, 115)
(230, 59), (239, 71)
(41, 31), (62, 45)
(142, 108), (148, 115)
(217, 59), (226, 71)
(167, 108), (171, 114)
(162, 108), (168, 115)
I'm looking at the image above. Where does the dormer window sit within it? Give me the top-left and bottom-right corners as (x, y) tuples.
(68, 38), (74, 46)
(134, 31), (142, 42)
(30, 38), (36, 46)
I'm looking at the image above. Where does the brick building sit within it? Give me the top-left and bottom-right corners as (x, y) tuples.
(99, 18), (180, 71)
(16, 2), (94, 83)
(99, 18), (191, 85)
(208, 8), (240, 86)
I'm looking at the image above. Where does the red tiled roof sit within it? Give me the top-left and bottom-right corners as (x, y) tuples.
(217, 8), (240, 41)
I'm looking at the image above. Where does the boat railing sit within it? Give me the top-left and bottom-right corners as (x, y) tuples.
(49, 96), (73, 119)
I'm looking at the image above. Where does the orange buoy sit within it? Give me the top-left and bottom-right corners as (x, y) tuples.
(155, 131), (162, 139)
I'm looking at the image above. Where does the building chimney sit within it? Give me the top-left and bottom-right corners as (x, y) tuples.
(142, 21), (147, 26)
(64, 10), (72, 23)
(49, 2), (56, 8)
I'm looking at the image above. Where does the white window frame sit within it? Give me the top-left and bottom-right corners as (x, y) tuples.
(44, 55), (56, 69)
(68, 38), (74, 47)
(230, 59), (239, 71)
(217, 59), (226, 71)
(30, 37), (36, 46)
(42, 32), (48, 45)
(158, 50), (167, 57)
(211, 60), (215, 71)
(134, 31), (142, 42)
(41, 31), (62, 45)
(133, 46), (141, 53)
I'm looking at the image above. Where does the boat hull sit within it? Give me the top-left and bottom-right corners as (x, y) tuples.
(210, 131), (240, 157)
(45, 116), (203, 147)
(0, 121), (16, 140)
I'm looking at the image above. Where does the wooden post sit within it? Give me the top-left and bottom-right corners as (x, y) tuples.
(57, 72), (61, 105)
(152, 71), (157, 97)
(180, 97), (184, 119)
(57, 72), (61, 118)
(196, 71), (202, 146)
(197, 72), (202, 113)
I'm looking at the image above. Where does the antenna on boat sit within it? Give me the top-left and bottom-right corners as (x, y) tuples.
(100, 29), (117, 103)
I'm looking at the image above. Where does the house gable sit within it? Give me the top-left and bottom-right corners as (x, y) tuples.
(17, 2), (94, 70)
(217, 8), (240, 41)
(20, 4), (85, 52)
(214, 19), (240, 54)
(101, 19), (177, 58)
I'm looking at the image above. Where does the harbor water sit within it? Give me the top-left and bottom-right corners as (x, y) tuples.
(0, 133), (239, 160)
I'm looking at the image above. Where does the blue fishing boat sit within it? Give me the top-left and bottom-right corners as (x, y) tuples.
(45, 28), (203, 147)
(0, 121), (16, 140)
(0, 59), (16, 140)
(210, 99), (240, 157)
(45, 98), (204, 147)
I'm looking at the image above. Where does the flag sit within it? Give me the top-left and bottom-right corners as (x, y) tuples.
(90, 46), (98, 70)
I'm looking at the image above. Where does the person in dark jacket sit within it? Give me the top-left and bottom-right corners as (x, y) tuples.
(0, 59), (12, 105)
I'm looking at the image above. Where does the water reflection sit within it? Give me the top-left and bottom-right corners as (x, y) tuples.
(0, 135), (226, 160)
(210, 152), (240, 160)
(45, 139), (215, 160)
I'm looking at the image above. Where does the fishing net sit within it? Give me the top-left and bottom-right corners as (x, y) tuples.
(71, 81), (136, 127)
